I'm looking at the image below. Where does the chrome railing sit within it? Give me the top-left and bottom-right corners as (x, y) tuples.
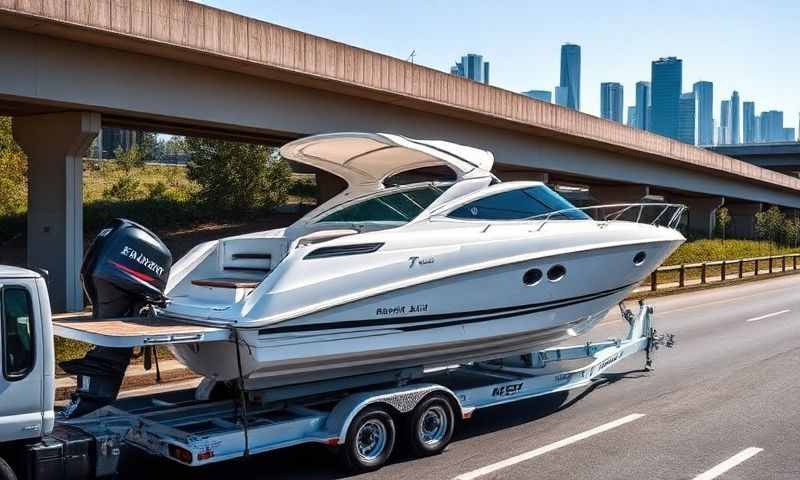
(529, 203), (687, 232)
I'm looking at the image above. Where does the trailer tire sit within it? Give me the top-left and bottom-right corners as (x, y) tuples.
(0, 457), (16, 480)
(339, 406), (396, 473)
(404, 393), (455, 458)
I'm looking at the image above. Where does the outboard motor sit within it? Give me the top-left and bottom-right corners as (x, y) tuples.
(60, 219), (172, 418)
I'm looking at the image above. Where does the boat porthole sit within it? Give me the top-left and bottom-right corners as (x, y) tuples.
(547, 265), (566, 282)
(633, 251), (647, 266)
(523, 268), (543, 285)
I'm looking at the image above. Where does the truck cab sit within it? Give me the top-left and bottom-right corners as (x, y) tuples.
(0, 267), (55, 476)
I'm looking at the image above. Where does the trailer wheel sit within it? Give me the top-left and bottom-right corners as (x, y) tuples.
(0, 457), (16, 480)
(339, 406), (396, 473)
(405, 393), (455, 457)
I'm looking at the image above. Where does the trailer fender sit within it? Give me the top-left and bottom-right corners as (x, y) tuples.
(325, 384), (462, 444)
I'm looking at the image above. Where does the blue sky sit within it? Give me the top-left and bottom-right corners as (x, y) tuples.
(200, 0), (799, 129)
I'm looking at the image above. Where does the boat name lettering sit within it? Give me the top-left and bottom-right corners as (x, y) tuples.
(596, 351), (622, 371)
(408, 256), (435, 268)
(120, 246), (165, 277)
(492, 383), (523, 397)
(375, 304), (429, 316)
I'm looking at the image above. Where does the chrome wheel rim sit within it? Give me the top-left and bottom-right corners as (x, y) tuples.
(418, 405), (448, 446)
(356, 419), (387, 462)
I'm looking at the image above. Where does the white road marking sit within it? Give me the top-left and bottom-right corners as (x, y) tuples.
(452, 413), (645, 480)
(692, 447), (763, 480)
(745, 309), (790, 323)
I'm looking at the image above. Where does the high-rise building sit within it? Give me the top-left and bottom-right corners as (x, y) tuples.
(677, 92), (696, 145)
(627, 106), (638, 128)
(522, 90), (552, 102)
(743, 101), (756, 144)
(635, 81), (651, 131)
(559, 44), (581, 111)
(450, 53), (489, 84)
(600, 82), (624, 122)
(754, 114), (761, 143)
(760, 110), (784, 142)
(650, 57), (682, 140)
(554, 86), (569, 107)
(784, 128), (796, 142)
(730, 91), (740, 144)
(720, 100), (730, 144)
(693, 81), (714, 145)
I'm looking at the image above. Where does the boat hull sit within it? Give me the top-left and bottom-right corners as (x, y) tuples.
(170, 238), (681, 384)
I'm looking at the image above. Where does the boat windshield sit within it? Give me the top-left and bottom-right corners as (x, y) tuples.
(316, 184), (451, 224)
(448, 185), (590, 221)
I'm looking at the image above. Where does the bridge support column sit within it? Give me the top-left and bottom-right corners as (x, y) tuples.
(591, 185), (650, 205)
(13, 112), (100, 312)
(667, 195), (725, 238)
(726, 203), (762, 239)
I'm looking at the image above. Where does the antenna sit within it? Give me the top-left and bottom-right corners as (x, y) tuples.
(406, 49), (416, 64)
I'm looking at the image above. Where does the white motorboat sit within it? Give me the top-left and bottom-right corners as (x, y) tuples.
(58, 132), (685, 416)
(145, 132), (686, 385)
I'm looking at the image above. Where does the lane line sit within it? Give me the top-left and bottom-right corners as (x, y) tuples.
(745, 309), (790, 323)
(452, 413), (645, 480)
(692, 447), (763, 480)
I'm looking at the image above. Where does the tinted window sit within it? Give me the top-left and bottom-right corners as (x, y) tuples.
(318, 186), (450, 223)
(2, 287), (35, 380)
(448, 186), (589, 221)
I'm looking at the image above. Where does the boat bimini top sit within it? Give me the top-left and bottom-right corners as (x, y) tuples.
(281, 132), (496, 226)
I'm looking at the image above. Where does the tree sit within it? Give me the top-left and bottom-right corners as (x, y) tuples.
(184, 138), (291, 212)
(754, 206), (785, 256)
(0, 117), (27, 217)
(113, 145), (145, 172)
(716, 207), (731, 245)
(785, 217), (800, 248)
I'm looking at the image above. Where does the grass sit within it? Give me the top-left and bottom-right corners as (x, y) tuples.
(665, 239), (800, 265)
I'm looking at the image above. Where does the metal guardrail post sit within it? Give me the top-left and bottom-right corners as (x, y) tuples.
(721, 260), (726, 281)
(782, 256), (786, 272)
(701, 263), (707, 284)
(679, 264), (685, 287)
(755, 259), (759, 276)
(651, 271), (657, 291)
(769, 257), (773, 273)
(739, 259), (744, 278)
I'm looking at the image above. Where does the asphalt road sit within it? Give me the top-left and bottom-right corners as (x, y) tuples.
(124, 275), (800, 479)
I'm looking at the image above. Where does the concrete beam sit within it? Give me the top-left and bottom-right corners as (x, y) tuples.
(496, 171), (550, 183)
(667, 195), (725, 238)
(726, 203), (762, 239)
(591, 185), (650, 205)
(13, 112), (100, 312)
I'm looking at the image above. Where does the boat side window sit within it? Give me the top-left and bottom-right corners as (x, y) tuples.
(318, 186), (450, 223)
(2, 286), (35, 380)
(448, 186), (589, 221)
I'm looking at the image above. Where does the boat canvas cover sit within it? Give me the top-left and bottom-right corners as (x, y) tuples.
(279, 133), (494, 190)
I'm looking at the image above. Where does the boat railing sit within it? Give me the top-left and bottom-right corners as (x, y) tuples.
(529, 203), (687, 232)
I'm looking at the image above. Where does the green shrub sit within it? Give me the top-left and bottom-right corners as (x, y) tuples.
(0, 117), (27, 217)
(102, 176), (141, 201)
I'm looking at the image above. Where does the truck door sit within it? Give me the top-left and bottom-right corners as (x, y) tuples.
(0, 281), (44, 441)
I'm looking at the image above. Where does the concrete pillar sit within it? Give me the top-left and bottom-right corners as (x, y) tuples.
(726, 202), (762, 239)
(13, 112), (101, 312)
(668, 195), (725, 238)
(591, 185), (650, 205)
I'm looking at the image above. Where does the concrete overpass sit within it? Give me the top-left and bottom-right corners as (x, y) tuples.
(709, 143), (800, 175)
(1, 0), (799, 311)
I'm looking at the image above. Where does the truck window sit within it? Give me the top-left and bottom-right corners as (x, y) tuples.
(2, 287), (35, 380)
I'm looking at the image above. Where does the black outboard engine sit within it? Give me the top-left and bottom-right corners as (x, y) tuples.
(60, 219), (172, 418)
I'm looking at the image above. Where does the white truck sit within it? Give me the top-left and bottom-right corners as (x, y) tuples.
(0, 263), (673, 479)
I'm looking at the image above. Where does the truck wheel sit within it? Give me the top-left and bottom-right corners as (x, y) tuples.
(0, 457), (16, 480)
(405, 393), (455, 458)
(339, 406), (396, 473)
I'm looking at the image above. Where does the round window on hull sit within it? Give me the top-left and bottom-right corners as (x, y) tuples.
(547, 265), (566, 282)
(523, 268), (543, 285)
(633, 251), (647, 266)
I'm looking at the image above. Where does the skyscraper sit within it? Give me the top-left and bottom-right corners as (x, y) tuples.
(730, 91), (740, 144)
(635, 81), (651, 131)
(600, 82), (624, 122)
(693, 81), (714, 146)
(784, 128), (796, 142)
(559, 44), (581, 111)
(677, 92), (696, 145)
(650, 57), (682, 140)
(720, 100), (730, 144)
(522, 90), (552, 102)
(760, 110), (785, 142)
(450, 53), (489, 84)
(743, 101), (756, 144)
(627, 106), (638, 128)
(554, 86), (569, 107)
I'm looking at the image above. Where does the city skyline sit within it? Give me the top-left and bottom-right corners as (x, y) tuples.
(205, 0), (800, 134)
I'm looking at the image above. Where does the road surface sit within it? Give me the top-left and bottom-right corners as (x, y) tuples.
(123, 275), (800, 479)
